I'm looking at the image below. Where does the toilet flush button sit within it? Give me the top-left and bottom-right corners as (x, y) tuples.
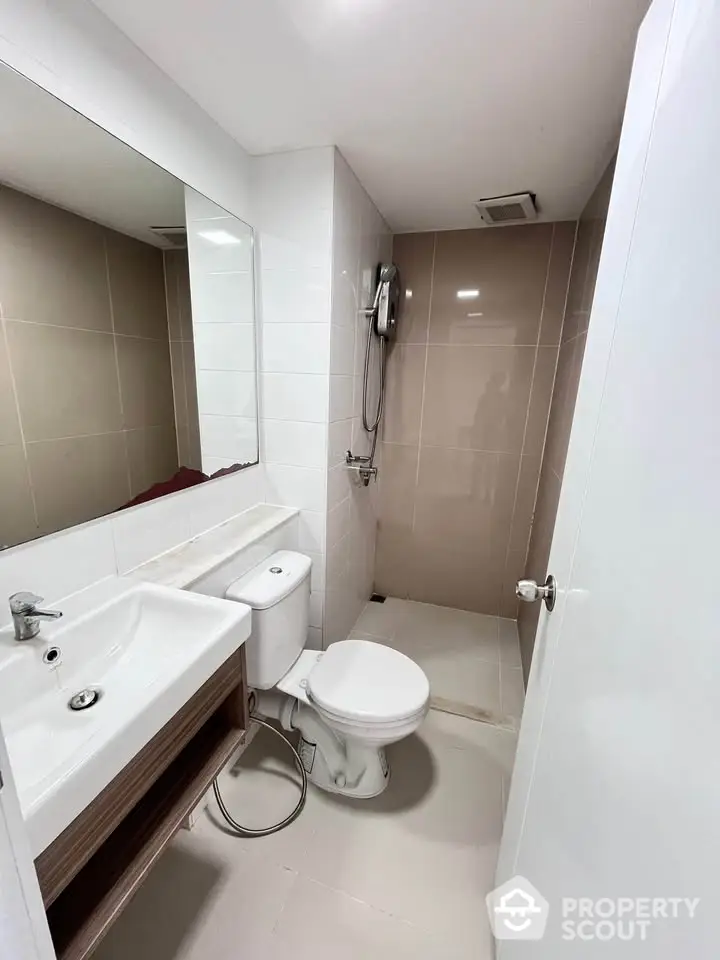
(269, 566), (283, 574)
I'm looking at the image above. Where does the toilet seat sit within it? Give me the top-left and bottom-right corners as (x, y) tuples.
(306, 639), (430, 725)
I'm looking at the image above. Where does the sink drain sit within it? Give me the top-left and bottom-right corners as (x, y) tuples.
(68, 688), (101, 711)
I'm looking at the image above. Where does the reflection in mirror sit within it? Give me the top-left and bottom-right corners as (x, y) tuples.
(0, 65), (258, 549)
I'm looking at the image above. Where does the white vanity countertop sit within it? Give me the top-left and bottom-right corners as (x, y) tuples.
(127, 503), (298, 590)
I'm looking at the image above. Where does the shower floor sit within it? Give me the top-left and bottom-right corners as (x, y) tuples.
(348, 597), (525, 729)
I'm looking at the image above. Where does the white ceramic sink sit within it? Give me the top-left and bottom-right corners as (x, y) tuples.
(0, 577), (251, 857)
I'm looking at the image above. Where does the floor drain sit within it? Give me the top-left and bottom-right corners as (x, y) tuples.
(68, 688), (101, 711)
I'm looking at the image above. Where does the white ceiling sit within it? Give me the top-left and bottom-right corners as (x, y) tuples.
(91, 0), (649, 232)
(0, 64), (185, 247)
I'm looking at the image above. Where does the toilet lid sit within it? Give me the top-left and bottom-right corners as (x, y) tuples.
(307, 639), (430, 724)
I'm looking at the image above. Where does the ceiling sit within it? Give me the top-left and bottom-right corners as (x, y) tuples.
(0, 63), (185, 247)
(91, 0), (649, 232)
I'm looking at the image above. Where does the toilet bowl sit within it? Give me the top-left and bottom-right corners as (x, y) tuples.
(225, 550), (430, 798)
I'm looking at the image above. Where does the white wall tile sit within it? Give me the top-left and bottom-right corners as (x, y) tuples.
(0, 520), (116, 628)
(330, 323), (356, 376)
(186, 465), (266, 536)
(262, 267), (331, 324)
(261, 373), (329, 423)
(190, 271), (255, 324)
(328, 461), (352, 511)
(328, 418), (353, 467)
(112, 493), (193, 573)
(306, 550), (326, 591)
(262, 420), (327, 468)
(309, 591), (324, 629)
(199, 415), (258, 461)
(306, 626), (323, 650)
(196, 370), (257, 418)
(262, 323), (331, 374)
(193, 323), (256, 372)
(298, 510), (326, 554)
(329, 375), (354, 421)
(265, 464), (326, 513)
(327, 496), (351, 550)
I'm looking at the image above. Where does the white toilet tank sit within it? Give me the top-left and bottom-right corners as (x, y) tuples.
(225, 550), (312, 690)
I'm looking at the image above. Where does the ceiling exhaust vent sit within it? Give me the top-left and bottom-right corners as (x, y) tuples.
(149, 226), (187, 247)
(474, 193), (537, 226)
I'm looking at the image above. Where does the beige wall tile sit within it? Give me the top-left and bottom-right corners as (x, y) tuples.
(0, 186), (111, 330)
(508, 454), (542, 557)
(429, 224), (553, 346)
(523, 345), (560, 458)
(414, 446), (518, 548)
(116, 336), (175, 429)
(408, 534), (504, 615)
(106, 231), (168, 340)
(163, 249), (181, 340)
(374, 443), (419, 599)
(539, 221), (577, 345)
(542, 333), (587, 481)
(126, 425), (179, 497)
(391, 233), (435, 344)
(0, 329), (21, 445)
(169, 340), (188, 428)
(0, 444), (38, 546)
(374, 525), (415, 600)
(182, 340), (199, 427)
(377, 442), (419, 529)
(381, 343), (425, 445)
(500, 549), (526, 620)
(421, 345), (535, 453)
(176, 252), (193, 342)
(6, 321), (122, 441)
(518, 461), (562, 680)
(27, 432), (130, 535)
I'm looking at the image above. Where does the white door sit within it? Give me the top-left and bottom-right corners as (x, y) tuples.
(0, 727), (55, 960)
(497, 0), (720, 954)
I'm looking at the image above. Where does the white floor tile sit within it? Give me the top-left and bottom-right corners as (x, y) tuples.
(264, 875), (484, 960)
(351, 596), (407, 639)
(94, 829), (296, 960)
(498, 617), (523, 667)
(500, 663), (526, 727)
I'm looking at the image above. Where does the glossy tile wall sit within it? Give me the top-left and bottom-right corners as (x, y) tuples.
(324, 151), (391, 646)
(251, 147), (335, 649)
(185, 186), (258, 473)
(0, 184), (178, 546)
(250, 147), (390, 648)
(164, 247), (202, 471)
(518, 160), (615, 680)
(375, 221), (576, 617)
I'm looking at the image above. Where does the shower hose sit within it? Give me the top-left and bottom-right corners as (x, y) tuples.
(361, 311), (388, 468)
(212, 716), (308, 837)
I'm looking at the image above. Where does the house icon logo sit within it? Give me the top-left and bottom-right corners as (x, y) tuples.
(486, 876), (549, 940)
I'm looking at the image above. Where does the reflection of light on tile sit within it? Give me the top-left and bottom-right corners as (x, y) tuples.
(405, 288), (413, 299)
(456, 289), (479, 300)
(467, 312), (484, 317)
(198, 229), (242, 245)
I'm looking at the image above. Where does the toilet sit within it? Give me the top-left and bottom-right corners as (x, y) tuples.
(226, 550), (430, 798)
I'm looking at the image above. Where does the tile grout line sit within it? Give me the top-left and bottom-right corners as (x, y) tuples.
(1, 313), (40, 532)
(410, 232), (437, 536)
(103, 236), (134, 500)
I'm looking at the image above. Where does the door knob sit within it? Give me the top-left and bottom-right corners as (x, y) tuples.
(516, 575), (556, 612)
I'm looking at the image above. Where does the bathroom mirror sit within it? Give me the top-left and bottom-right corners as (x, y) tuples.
(0, 64), (258, 549)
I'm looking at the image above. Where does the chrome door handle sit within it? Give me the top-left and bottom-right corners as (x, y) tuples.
(516, 575), (556, 612)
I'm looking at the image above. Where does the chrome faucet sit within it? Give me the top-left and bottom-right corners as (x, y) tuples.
(9, 592), (63, 641)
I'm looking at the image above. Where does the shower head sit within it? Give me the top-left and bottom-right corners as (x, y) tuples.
(378, 263), (398, 284)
